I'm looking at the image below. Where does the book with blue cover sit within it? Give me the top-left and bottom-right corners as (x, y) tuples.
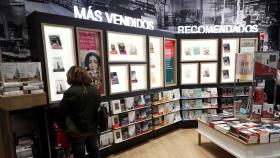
(194, 88), (202, 98)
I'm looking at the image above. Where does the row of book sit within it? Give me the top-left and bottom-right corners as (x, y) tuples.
(182, 98), (218, 110)
(219, 86), (250, 97)
(209, 118), (280, 144)
(152, 100), (180, 117)
(0, 81), (44, 96)
(153, 111), (181, 129)
(111, 107), (152, 129)
(182, 109), (217, 120)
(151, 88), (180, 105)
(181, 87), (218, 99)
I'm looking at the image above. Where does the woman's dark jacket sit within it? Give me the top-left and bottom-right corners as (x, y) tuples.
(59, 85), (100, 134)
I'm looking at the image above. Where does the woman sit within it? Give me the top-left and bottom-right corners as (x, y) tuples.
(84, 52), (100, 88)
(60, 66), (101, 158)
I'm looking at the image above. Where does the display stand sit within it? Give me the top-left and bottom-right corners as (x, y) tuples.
(197, 119), (280, 158)
(0, 93), (47, 158)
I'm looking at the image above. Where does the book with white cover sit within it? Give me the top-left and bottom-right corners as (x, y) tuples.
(113, 129), (123, 143)
(111, 100), (121, 114)
(173, 88), (181, 100)
(128, 125), (136, 137)
(211, 88), (218, 97)
(128, 111), (135, 124)
(125, 97), (134, 110)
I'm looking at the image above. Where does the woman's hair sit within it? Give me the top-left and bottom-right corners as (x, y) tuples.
(67, 66), (91, 86)
(84, 52), (100, 70)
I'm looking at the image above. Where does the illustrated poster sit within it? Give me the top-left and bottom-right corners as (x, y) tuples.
(164, 39), (176, 86)
(77, 28), (105, 96)
(235, 53), (254, 82)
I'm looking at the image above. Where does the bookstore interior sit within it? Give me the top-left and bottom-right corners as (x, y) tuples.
(0, 3), (280, 158)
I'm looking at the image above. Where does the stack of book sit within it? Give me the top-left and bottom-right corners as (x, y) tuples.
(1, 82), (24, 96)
(23, 81), (44, 94)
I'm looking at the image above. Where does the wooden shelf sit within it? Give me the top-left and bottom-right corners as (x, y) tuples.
(0, 93), (47, 111)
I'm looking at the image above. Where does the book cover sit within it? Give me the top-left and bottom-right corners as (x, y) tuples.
(182, 111), (189, 120)
(262, 103), (274, 118)
(194, 110), (202, 119)
(113, 129), (123, 143)
(211, 98), (218, 107)
(251, 104), (262, 119)
(188, 100), (195, 108)
(147, 120), (153, 131)
(120, 99), (126, 112)
(118, 42), (127, 55)
(52, 57), (65, 72)
(110, 72), (119, 85)
(144, 94), (152, 107)
(112, 115), (120, 129)
(110, 44), (118, 54)
(173, 88), (181, 100)
(128, 111), (135, 124)
(125, 97), (134, 110)
(235, 87), (244, 96)
(181, 100), (189, 110)
(174, 111), (182, 122)
(162, 91), (170, 102)
(146, 107), (152, 118)
(141, 121), (149, 133)
(194, 99), (202, 108)
(135, 110), (141, 122)
(151, 92), (162, 104)
(201, 88), (211, 98)
(135, 123), (142, 135)
(128, 125), (136, 138)
(188, 111), (195, 120)
(193, 88), (202, 98)
(121, 127), (129, 140)
(111, 100), (121, 114)
(181, 89), (194, 99)
(227, 88), (234, 96)
(55, 80), (66, 94)
(210, 88), (218, 97)
(49, 34), (62, 49)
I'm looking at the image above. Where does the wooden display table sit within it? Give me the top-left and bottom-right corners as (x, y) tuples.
(197, 119), (280, 158)
(0, 93), (47, 158)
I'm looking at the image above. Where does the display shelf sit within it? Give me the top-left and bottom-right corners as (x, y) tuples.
(220, 106), (234, 109)
(152, 99), (180, 106)
(112, 117), (152, 130)
(99, 129), (112, 135)
(153, 109), (180, 118)
(154, 120), (181, 130)
(180, 96), (219, 100)
(181, 107), (218, 110)
(219, 96), (234, 98)
(116, 130), (153, 144)
(111, 105), (151, 115)
(99, 144), (112, 150)
(0, 93), (47, 111)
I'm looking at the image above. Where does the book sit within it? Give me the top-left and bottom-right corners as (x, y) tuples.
(146, 107), (152, 118)
(121, 127), (129, 140)
(188, 100), (195, 108)
(2, 90), (24, 96)
(119, 113), (129, 126)
(193, 88), (202, 98)
(201, 88), (211, 98)
(235, 87), (244, 96)
(147, 120), (153, 131)
(162, 91), (170, 102)
(135, 123), (142, 135)
(174, 111), (181, 122)
(113, 129), (123, 143)
(125, 97), (134, 110)
(227, 88), (234, 96)
(2, 82), (23, 88)
(173, 88), (181, 100)
(120, 99), (126, 112)
(134, 95), (145, 108)
(181, 89), (194, 99)
(141, 121), (149, 133)
(99, 132), (113, 147)
(111, 100), (121, 114)
(188, 111), (195, 120)
(112, 115), (120, 129)
(151, 92), (162, 104)
(182, 111), (189, 120)
(3, 87), (21, 92)
(194, 99), (202, 108)
(194, 110), (202, 119)
(251, 104), (262, 119)
(211, 98), (218, 107)
(181, 100), (189, 110)
(262, 103), (274, 118)
(210, 88), (218, 97)
(128, 125), (136, 138)
(144, 94), (152, 107)
(128, 111), (135, 124)
(30, 89), (44, 94)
